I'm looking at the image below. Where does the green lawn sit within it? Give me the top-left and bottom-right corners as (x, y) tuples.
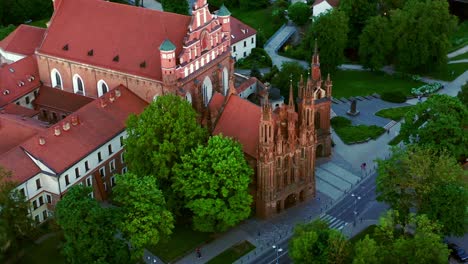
(331, 116), (386, 144)
(449, 21), (468, 52)
(388, 133), (404, 146)
(450, 52), (468, 61)
(207, 241), (255, 264)
(375, 106), (415, 121)
(230, 7), (285, 43)
(28, 18), (50, 28)
(20, 234), (66, 264)
(331, 70), (424, 98)
(147, 224), (213, 263)
(427, 63), (468, 81)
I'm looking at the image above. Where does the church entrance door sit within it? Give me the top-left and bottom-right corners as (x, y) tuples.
(284, 193), (297, 209)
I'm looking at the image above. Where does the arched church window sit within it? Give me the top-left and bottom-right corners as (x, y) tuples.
(202, 76), (213, 106)
(185, 92), (192, 104)
(97, 80), (109, 97)
(222, 67), (229, 95)
(73, 74), (85, 95)
(51, 69), (63, 89)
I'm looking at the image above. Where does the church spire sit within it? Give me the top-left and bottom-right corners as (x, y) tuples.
(288, 78), (295, 108)
(311, 39), (321, 81)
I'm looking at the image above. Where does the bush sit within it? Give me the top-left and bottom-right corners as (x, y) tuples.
(331, 116), (352, 128)
(235, 48), (272, 69)
(411, 82), (442, 96)
(288, 2), (311, 26)
(0, 25), (16, 41)
(380, 91), (407, 103)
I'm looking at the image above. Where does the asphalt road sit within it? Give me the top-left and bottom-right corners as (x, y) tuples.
(252, 173), (380, 264)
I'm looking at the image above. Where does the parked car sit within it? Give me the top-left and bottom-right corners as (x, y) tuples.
(448, 243), (468, 263)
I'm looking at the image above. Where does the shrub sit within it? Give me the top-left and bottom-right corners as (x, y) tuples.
(411, 82), (442, 96)
(380, 91), (407, 103)
(331, 116), (352, 128)
(235, 48), (272, 69)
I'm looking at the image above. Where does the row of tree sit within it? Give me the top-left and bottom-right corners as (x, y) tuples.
(290, 212), (451, 264)
(287, 0), (458, 74)
(54, 95), (254, 262)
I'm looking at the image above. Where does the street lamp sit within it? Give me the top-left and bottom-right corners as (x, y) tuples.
(351, 193), (361, 227)
(272, 245), (283, 264)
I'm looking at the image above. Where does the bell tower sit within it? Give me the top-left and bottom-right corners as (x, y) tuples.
(159, 39), (177, 90)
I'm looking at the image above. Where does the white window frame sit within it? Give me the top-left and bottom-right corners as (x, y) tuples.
(109, 160), (116, 172)
(110, 176), (116, 187)
(72, 74), (85, 95)
(86, 176), (92, 187)
(97, 79), (109, 97)
(121, 167), (127, 174)
(99, 167), (106, 178)
(51, 68), (63, 89)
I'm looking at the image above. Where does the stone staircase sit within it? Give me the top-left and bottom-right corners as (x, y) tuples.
(315, 162), (361, 201)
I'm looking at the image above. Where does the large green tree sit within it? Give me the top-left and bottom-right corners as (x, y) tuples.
(124, 94), (207, 212)
(311, 9), (349, 73)
(359, 15), (392, 71)
(399, 94), (468, 161)
(270, 61), (308, 100)
(288, 2), (311, 26)
(457, 82), (468, 107)
(372, 212), (450, 264)
(0, 167), (34, 262)
(376, 146), (467, 235)
(239, 0), (269, 10)
(352, 235), (381, 264)
(289, 220), (350, 264)
(339, 0), (379, 49)
(1, 0), (52, 25)
(113, 173), (174, 259)
(161, 0), (189, 15)
(55, 185), (130, 264)
(390, 0), (457, 73)
(173, 135), (253, 232)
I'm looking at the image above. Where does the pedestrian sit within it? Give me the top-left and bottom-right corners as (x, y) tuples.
(196, 247), (201, 258)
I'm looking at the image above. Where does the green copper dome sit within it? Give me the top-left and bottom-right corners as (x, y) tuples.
(160, 39), (176, 51)
(217, 4), (231, 17)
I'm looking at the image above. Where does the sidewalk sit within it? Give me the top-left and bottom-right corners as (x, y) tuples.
(447, 45), (468, 59)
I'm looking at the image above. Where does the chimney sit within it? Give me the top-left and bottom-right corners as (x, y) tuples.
(62, 121), (70, 131)
(115, 88), (121, 97)
(100, 98), (107, 108)
(71, 115), (80, 126)
(109, 91), (115, 103)
(54, 126), (61, 136)
(38, 137), (46, 146)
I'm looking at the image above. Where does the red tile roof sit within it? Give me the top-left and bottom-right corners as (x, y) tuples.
(21, 85), (147, 174)
(2, 103), (39, 117)
(0, 25), (46, 56)
(236, 77), (257, 94)
(34, 86), (94, 113)
(0, 113), (48, 156)
(208, 92), (225, 113)
(0, 56), (40, 107)
(0, 147), (41, 184)
(230, 17), (256, 43)
(38, 0), (191, 80)
(213, 95), (261, 158)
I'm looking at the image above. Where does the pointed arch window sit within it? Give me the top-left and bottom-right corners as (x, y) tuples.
(73, 74), (85, 95)
(51, 69), (62, 89)
(202, 76), (213, 106)
(222, 67), (229, 95)
(97, 80), (109, 97)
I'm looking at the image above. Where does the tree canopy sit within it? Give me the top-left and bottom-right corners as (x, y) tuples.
(113, 173), (174, 259)
(161, 0), (189, 15)
(312, 9), (349, 73)
(173, 135), (253, 233)
(289, 220), (350, 264)
(0, 0), (52, 26)
(359, 16), (392, 71)
(124, 94), (207, 212)
(339, 0), (378, 49)
(55, 185), (131, 264)
(271, 61), (308, 100)
(376, 146), (467, 235)
(457, 82), (468, 107)
(390, 0), (457, 73)
(0, 167), (33, 262)
(288, 2), (311, 26)
(399, 94), (468, 161)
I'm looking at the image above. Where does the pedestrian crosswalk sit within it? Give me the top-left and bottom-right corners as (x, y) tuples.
(319, 214), (348, 231)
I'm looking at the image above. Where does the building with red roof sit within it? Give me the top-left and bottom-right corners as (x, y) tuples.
(229, 17), (257, 61)
(0, 0), (332, 220)
(312, 0), (340, 17)
(0, 25), (46, 63)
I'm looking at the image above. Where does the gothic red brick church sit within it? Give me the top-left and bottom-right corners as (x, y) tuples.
(0, 0), (331, 221)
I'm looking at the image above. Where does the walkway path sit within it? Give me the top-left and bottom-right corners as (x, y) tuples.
(264, 24), (308, 68)
(448, 59), (468, 64)
(447, 45), (468, 58)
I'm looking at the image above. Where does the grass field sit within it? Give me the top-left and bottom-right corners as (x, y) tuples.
(449, 21), (468, 52)
(28, 18), (49, 28)
(331, 116), (386, 144)
(450, 52), (468, 61)
(331, 70), (424, 98)
(375, 106), (415, 121)
(230, 7), (285, 43)
(427, 63), (468, 81)
(148, 225), (213, 263)
(206, 241), (255, 264)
